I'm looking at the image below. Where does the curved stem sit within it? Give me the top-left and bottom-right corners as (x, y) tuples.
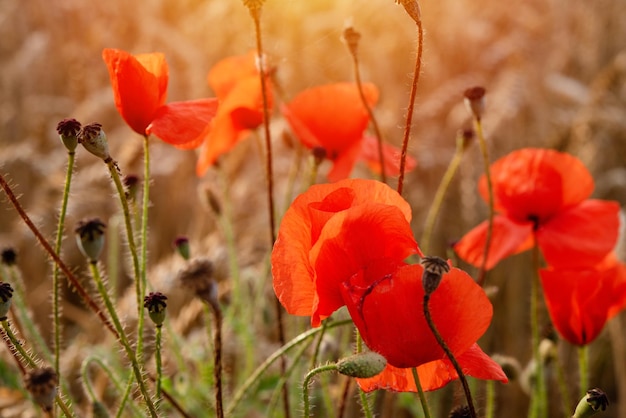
(423, 294), (477, 417)
(88, 262), (157, 417)
(411, 367), (432, 418)
(397, 2), (424, 196)
(474, 118), (494, 286)
(303, 364), (338, 418)
(52, 150), (75, 375)
(0, 174), (118, 338)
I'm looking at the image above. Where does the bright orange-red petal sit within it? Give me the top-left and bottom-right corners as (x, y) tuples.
(356, 344), (507, 392)
(147, 99), (219, 149)
(207, 51), (258, 100)
(479, 148), (594, 223)
(310, 204), (420, 326)
(102, 48), (168, 135)
(359, 135), (417, 177)
(283, 82), (379, 154)
(538, 199), (620, 268)
(271, 179), (412, 321)
(454, 215), (534, 269)
(342, 265), (491, 368)
(326, 141), (362, 182)
(541, 254), (626, 345)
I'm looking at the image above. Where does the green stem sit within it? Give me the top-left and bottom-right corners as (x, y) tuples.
(423, 294), (477, 417)
(225, 318), (352, 416)
(1, 319), (38, 367)
(137, 135), (151, 365)
(555, 348), (572, 418)
(474, 117), (494, 286)
(155, 325), (163, 401)
(52, 150), (75, 375)
(116, 374), (134, 418)
(397, 0), (423, 196)
(485, 380), (495, 418)
(310, 319), (329, 369)
(411, 367), (432, 418)
(529, 240), (546, 418)
(421, 133), (465, 254)
(267, 336), (311, 415)
(355, 331), (373, 418)
(88, 262), (157, 417)
(303, 364), (338, 418)
(578, 345), (589, 399)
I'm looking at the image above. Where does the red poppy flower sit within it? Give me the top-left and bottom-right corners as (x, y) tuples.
(454, 148), (620, 269)
(356, 344), (508, 393)
(196, 51), (271, 176)
(283, 83), (381, 182)
(359, 135), (417, 177)
(540, 253), (626, 345)
(272, 179), (418, 326)
(102, 48), (218, 148)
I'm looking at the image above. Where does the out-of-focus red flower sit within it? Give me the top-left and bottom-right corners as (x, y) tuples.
(102, 48), (218, 148)
(454, 148), (620, 269)
(356, 344), (508, 393)
(196, 51), (272, 176)
(284, 84), (415, 181)
(540, 253), (626, 345)
(272, 179), (418, 326)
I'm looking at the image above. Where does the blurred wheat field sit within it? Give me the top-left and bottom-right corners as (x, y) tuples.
(1, 0), (626, 417)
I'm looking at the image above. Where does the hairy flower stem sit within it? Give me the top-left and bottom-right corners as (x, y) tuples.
(578, 345), (589, 398)
(88, 261), (157, 417)
(249, 6), (290, 417)
(355, 331), (373, 418)
(0, 174), (118, 337)
(474, 117), (494, 286)
(529, 240), (547, 418)
(411, 367), (432, 418)
(303, 364), (338, 417)
(226, 318), (352, 416)
(397, 0), (423, 196)
(267, 337), (310, 414)
(155, 325), (163, 402)
(52, 150), (75, 376)
(423, 294), (477, 418)
(207, 298), (224, 418)
(485, 380), (495, 418)
(421, 132), (466, 254)
(310, 319), (329, 369)
(136, 135), (151, 365)
(555, 352), (572, 418)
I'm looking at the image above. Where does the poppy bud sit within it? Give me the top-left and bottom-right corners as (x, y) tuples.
(463, 87), (486, 121)
(1, 247), (17, 266)
(0, 282), (14, 320)
(421, 256), (450, 295)
(75, 218), (107, 262)
(174, 236), (191, 260)
(144, 292), (168, 327)
(24, 366), (58, 413)
(573, 388), (609, 417)
(78, 123), (112, 162)
(395, 0), (421, 24)
(448, 405), (471, 418)
(336, 352), (387, 378)
(56, 118), (81, 152)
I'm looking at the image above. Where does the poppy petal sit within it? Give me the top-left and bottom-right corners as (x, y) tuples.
(147, 99), (219, 149)
(207, 51), (258, 100)
(479, 148), (594, 223)
(454, 215), (534, 269)
(102, 48), (168, 135)
(360, 135), (417, 177)
(342, 264), (492, 368)
(356, 344), (507, 392)
(326, 141), (362, 182)
(538, 199), (620, 267)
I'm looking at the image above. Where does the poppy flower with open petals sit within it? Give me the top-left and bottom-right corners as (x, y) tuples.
(454, 148), (620, 269)
(196, 51), (271, 176)
(357, 344), (507, 393)
(102, 48), (218, 148)
(540, 253), (626, 345)
(283, 83), (383, 182)
(272, 179), (419, 326)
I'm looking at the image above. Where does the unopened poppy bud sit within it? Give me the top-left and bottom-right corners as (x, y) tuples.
(75, 218), (106, 262)
(24, 366), (58, 413)
(395, 0), (421, 24)
(1, 247), (17, 266)
(421, 256), (450, 295)
(78, 123), (111, 162)
(144, 292), (168, 327)
(0, 282), (14, 320)
(463, 87), (486, 121)
(448, 405), (471, 418)
(336, 352), (387, 378)
(174, 236), (191, 260)
(342, 25), (361, 56)
(123, 174), (139, 202)
(56, 118), (81, 152)
(573, 388), (609, 417)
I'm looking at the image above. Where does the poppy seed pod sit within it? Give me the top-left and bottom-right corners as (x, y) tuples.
(573, 388), (609, 417)
(421, 256), (450, 295)
(0, 282), (14, 320)
(75, 218), (107, 262)
(463, 86), (486, 121)
(144, 292), (168, 327)
(336, 352), (387, 379)
(78, 123), (111, 162)
(24, 367), (58, 413)
(56, 118), (81, 152)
